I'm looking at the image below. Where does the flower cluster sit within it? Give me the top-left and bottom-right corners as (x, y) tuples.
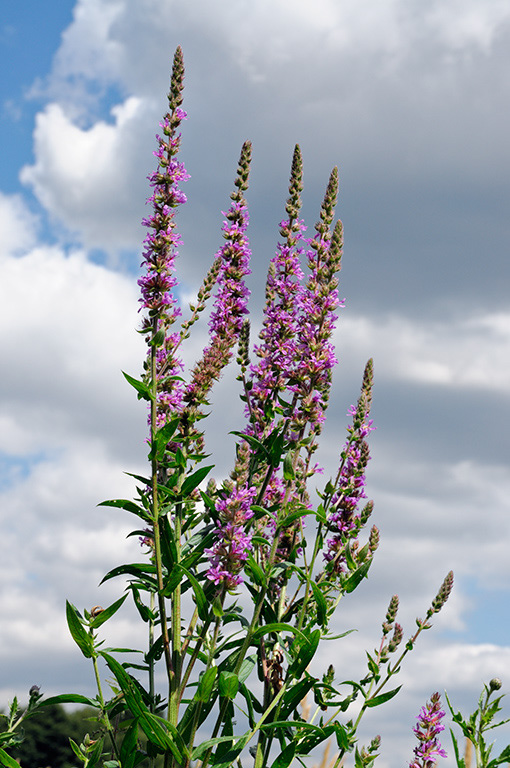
(184, 141), (252, 412)
(325, 359), (375, 571)
(248, 146), (307, 439)
(205, 484), (256, 590)
(289, 169), (343, 437)
(410, 692), (447, 767)
(138, 47), (188, 424)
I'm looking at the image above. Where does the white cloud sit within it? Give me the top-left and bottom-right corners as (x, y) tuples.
(20, 97), (149, 251)
(337, 311), (510, 393)
(0, 244), (145, 458)
(3, 0), (510, 762)
(0, 191), (39, 256)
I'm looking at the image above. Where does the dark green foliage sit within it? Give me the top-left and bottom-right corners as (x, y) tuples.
(1, 704), (88, 768)
(0, 704), (165, 768)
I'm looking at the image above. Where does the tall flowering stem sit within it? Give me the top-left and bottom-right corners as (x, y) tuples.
(56, 47), (456, 768)
(410, 692), (447, 768)
(137, 47), (190, 709)
(184, 141), (252, 421)
(248, 144), (306, 438)
(290, 168), (343, 443)
(324, 358), (375, 578)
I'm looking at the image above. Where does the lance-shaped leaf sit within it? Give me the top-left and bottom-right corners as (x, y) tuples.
(219, 671), (239, 699)
(89, 594), (127, 629)
(342, 560), (371, 594)
(365, 685), (402, 707)
(309, 581), (328, 627)
(196, 667), (218, 703)
(280, 676), (315, 720)
(180, 465), (215, 497)
(66, 601), (94, 659)
(122, 371), (154, 401)
(148, 417), (181, 461)
(98, 498), (150, 523)
(252, 623), (307, 643)
(101, 652), (188, 760)
(288, 628), (321, 678)
(0, 748), (24, 767)
(271, 742), (296, 768)
(38, 693), (99, 708)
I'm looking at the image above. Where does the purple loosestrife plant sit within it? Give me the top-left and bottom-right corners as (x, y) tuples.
(410, 692), (448, 768)
(2, 47), (459, 768)
(446, 678), (510, 768)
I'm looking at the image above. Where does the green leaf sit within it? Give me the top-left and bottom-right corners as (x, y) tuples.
(90, 594), (127, 628)
(244, 556), (266, 587)
(278, 507), (315, 528)
(230, 430), (269, 457)
(366, 685), (402, 707)
(0, 747), (25, 767)
(491, 744), (510, 767)
(280, 677), (315, 719)
(69, 738), (84, 760)
(208, 736), (251, 768)
(310, 581), (328, 627)
(333, 721), (351, 751)
(196, 667), (218, 703)
(343, 561), (371, 593)
(179, 564), (209, 620)
(288, 628), (321, 678)
(129, 586), (155, 623)
(38, 693), (98, 708)
(66, 601), (94, 659)
(119, 718), (140, 768)
(101, 653), (187, 760)
(159, 515), (178, 571)
(122, 371), (154, 401)
(219, 671), (239, 699)
(238, 654), (257, 684)
(252, 623), (307, 642)
(267, 429), (286, 467)
(282, 451), (295, 481)
(271, 742), (296, 768)
(100, 563), (158, 586)
(98, 498), (150, 522)
(180, 465), (215, 496)
(148, 418), (181, 461)
(191, 735), (245, 762)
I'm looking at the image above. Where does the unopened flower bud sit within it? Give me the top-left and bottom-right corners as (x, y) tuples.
(489, 678), (502, 691)
(384, 595), (399, 630)
(388, 622), (403, 653)
(431, 570), (454, 613)
(368, 525), (379, 553)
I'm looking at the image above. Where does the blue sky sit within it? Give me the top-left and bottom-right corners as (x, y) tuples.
(1, 2), (75, 192)
(1, 1), (510, 766)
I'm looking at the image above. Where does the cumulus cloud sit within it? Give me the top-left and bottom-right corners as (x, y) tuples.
(20, 97), (150, 251)
(0, 191), (39, 256)
(2, 0), (510, 763)
(337, 311), (510, 393)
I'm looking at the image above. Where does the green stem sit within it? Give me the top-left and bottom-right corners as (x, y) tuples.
(91, 652), (120, 760)
(150, 322), (174, 703)
(169, 501), (183, 727)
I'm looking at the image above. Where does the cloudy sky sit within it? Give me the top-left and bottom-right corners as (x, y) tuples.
(1, 0), (510, 764)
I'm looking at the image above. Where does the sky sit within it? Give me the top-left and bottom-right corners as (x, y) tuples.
(1, 0), (510, 765)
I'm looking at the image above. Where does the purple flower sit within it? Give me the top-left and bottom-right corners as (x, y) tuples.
(184, 143), (252, 409)
(205, 484), (256, 591)
(410, 692), (447, 768)
(325, 360), (375, 572)
(138, 48), (188, 424)
(248, 217), (307, 436)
